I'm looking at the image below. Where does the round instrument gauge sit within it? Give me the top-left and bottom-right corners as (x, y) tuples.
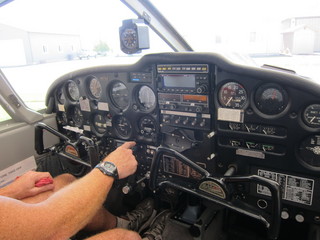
(67, 80), (80, 101)
(56, 87), (65, 104)
(114, 116), (132, 138)
(92, 113), (107, 134)
(299, 135), (320, 168)
(71, 106), (83, 127)
(218, 82), (247, 109)
(121, 28), (138, 50)
(138, 86), (156, 111)
(254, 84), (288, 115)
(110, 82), (130, 110)
(303, 104), (320, 128)
(139, 116), (157, 137)
(88, 77), (102, 99)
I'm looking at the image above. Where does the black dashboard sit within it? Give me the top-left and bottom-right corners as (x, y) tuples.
(46, 52), (320, 225)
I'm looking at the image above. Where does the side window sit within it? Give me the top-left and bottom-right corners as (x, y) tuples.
(0, 105), (12, 122)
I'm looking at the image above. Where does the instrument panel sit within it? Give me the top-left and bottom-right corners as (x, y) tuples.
(47, 52), (320, 225)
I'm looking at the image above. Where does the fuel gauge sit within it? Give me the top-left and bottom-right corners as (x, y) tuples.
(303, 104), (320, 128)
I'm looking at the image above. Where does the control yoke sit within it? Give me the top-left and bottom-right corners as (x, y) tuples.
(34, 122), (99, 168)
(150, 147), (281, 240)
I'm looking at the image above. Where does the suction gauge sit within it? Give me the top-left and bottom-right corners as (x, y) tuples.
(218, 82), (247, 109)
(303, 104), (320, 128)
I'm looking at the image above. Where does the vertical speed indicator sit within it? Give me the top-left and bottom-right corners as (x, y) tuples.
(218, 82), (248, 109)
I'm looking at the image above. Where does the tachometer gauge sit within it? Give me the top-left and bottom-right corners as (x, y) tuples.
(218, 82), (247, 109)
(139, 116), (157, 137)
(66, 80), (80, 101)
(110, 82), (130, 110)
(114, 116), (132, 138)
(303, 104), (320, 128)
(71, 106), (83, 127)
(138, 86), (156, 111)
(254, 83), (288, 115)
(92, 113), (107, 134)
(299, 135), (320, 168)
(88, 77), (102, 99)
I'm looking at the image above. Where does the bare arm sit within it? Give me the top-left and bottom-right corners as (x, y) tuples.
(0, 141), (137, 240)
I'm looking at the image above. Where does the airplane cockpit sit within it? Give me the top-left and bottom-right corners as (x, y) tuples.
(0, 0), (320, 239)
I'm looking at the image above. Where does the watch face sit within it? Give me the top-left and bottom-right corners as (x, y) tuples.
(104, 162), (116, 171)
(99, 161), (118, 179)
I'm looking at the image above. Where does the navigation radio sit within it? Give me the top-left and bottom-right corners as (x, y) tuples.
(157, 64), (211, 130)
(157, 64), (209, 94)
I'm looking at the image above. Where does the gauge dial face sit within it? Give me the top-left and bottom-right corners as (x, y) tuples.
(218, 82), (247, 109)
(299, 135), (320, 168)
(114, 116), (132, 138)
(303, 104), (320, 128)
(67, 80), (80, 101)
(138, 86), (156, 110)
(255, 84), (288, 115)
(110, 82), (130, 110)
(139, 116), (157, 137)
(121, 28), (138, 50)
(93, 113), (107, 134)
(71, 106), (83, 127)
(88, 77), (102, 99)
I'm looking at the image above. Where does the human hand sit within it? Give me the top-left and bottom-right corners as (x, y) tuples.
(8, 171), (54, 199)
(103, 141), (137, 179)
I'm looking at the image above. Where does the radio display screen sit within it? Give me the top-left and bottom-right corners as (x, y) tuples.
(183, 94), (208, 103)
(163, 74), (195, 88)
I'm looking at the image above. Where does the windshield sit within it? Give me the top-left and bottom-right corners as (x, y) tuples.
(153, 0), (320, 79)
(0, 0), (171, 112)
(0, 0), (319, 114)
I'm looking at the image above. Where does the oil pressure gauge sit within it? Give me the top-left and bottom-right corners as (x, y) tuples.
(303, 104), (320, 128)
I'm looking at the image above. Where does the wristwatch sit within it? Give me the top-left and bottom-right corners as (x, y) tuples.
(95, 161), (119, 179)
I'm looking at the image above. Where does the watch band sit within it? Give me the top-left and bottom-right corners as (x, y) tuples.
(95, 161), (119, 179)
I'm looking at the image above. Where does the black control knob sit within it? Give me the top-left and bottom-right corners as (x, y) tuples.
(191, 118), (198, 126)
(200, 119), (206, 127)
(196, 84), (208, 94)
(170, 104), (177, 110)
(183, 117), (189, 125)
(175, 117), (181, 124)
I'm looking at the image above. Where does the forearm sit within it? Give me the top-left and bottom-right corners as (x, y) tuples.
(43, 169), (114, 239)
(0, 184), (17, 198)
(0, 169), (114, 240)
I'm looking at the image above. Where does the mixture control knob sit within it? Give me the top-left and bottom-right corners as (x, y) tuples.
(281, 210), (290, 220)
(295, 213), (305, 223)
(196, 84), (208, 94)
